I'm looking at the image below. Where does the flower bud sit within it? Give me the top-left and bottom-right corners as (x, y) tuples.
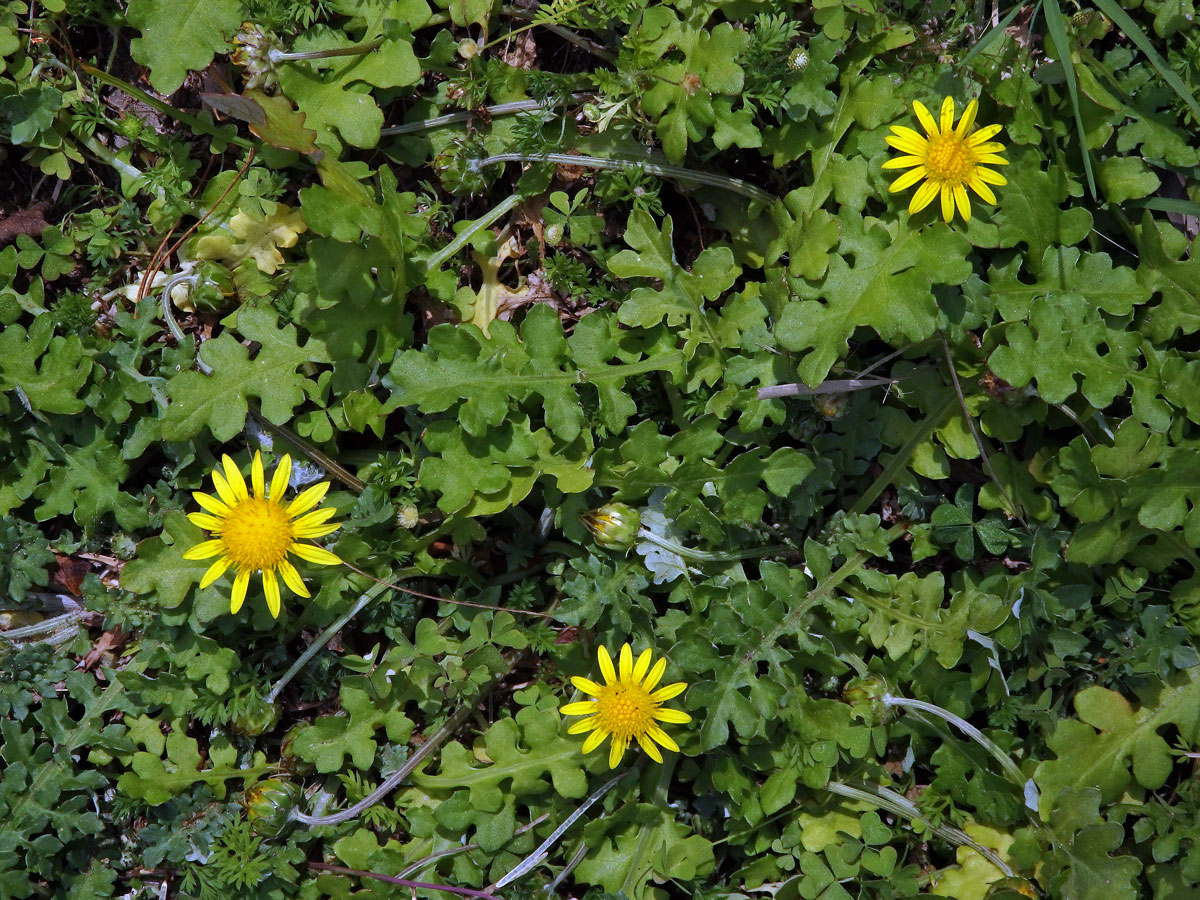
(244, 779), (301, 837)
(230, 694), (280, 736)
(985, 877), (1039, 899)
(842, 673), (894, 726)
(580, 502), (641, 552)
(545, 222), (565, 246)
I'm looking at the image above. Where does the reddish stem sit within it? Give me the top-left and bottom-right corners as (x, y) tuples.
(308, 862), (500, 900)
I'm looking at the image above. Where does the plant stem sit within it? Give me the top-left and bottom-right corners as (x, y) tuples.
(77, 62), (255, 150)
(491, 768), (634, 890)
(425, 192), (522, 272)
(823, 780), (1014, 878)
(271, 37), (385, 62)
(265, 579), (388, 704)
(293, 698), (478, 826)
(382, 94), (593, 136)
(396, 814), (550, 879)
(308, 863), (500, 900)
(472, 152), (774, 206)
(882, 694), (1038, 809)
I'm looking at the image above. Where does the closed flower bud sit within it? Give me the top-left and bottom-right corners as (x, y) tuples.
(231, 694), (280, 736)
(244, 779), (301, 836)
(842, 673), (894, 726)
(985, 877), (1039, 899)
(580, 502), (641, 552)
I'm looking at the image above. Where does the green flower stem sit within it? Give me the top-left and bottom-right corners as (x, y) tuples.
(381, 94), (592, 137)
(77, 62), (255, 151)
(397, 814), (550, 879)
(0, 611), (84, 643)
(882, 694), (1036, 804)
(492, 768), (635, 890)
(294, 697), (479, 826)
(823, 780), (1014, 878)
(270, 37), (385, 63)
(77, 134), (156, 194)
(636, 528), (796, 563)
(471, 153), (775, 206)
(424, 192), (522, 272)
(264, 579), (389, 705)
(850, 393), (957, 515)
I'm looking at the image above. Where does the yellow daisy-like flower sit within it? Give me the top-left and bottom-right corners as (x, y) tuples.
(182, 452), (342, 617)
(883, 96), (1008, 223)
(562, 643), (691, 769)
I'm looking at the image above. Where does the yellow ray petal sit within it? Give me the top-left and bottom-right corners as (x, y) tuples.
(251, 451), (265, 499)
(230, 569), (251, 614)
(187, 512), (225, 532)
(913, 100), (938, 136)
(183, 539), (225, 560)
(199, 556), (232, 589)
(881, 155), (925, 170)
(653, 708), (693, 724)
(278, 559), (310, 598)
(618, 643), (633, 682)
(289, 543), (341, 566)
(270, 454), (292, 501)
(967, 123), (1003, 145)
(293, 522), (341, 539)
(975, 166), (1008, 186)
(953, 183), (971, 222)
(939, 96), (955, 133)
(292, 507), (338, 530)
(561, 701), (599, 716)
(647, 725), (680, 753)
(975, 153), (1009, 166)
(581, 728), (608, 754)
(263, 568), (282, 618)
(940, 185), (954, 222)
(286, 481), (330, 517)
(568, 717), (600, 734)
(211, 469), (239, 508)
(886, 127), (928, 154)
(956, 98), (978, 136)
(222, 455), (249, 501)
(967, 174), (996, 204)
(651, 682), (687, 702)
(632, 648), (653, 683)
(597, 645), (616, 685)
(642, 658), (667, 692)
(888, 166), (928, 193)
(910, 179), (939, 213)
(572, 676), (604, 696)
(637, 733), (663, 763)
(608, 736), (627, 769)
(193, 491), (230, 517)
(971, 142), (1006, 156)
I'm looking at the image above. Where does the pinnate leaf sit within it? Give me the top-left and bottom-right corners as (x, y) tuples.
(162, 307), (331, 441)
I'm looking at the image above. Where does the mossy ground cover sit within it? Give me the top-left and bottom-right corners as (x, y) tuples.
(2, 1), (1200, 898)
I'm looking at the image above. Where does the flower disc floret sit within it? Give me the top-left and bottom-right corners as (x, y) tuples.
(561, 643), (692, 768)
(182, 452), (342, 618)
(883, 96), (1008, 223)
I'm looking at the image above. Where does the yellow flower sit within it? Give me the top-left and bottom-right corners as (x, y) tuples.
(883, 96), (1008, 223)
(182, 452), (342, 617)
(562, 643), (691, 768)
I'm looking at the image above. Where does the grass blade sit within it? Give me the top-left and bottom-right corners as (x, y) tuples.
(1092, 0), (1200, 122)
(1042, 0), (1096, 198)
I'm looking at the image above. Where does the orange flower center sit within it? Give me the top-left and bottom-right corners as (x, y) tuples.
(595, 683), (656, 740)
(924, 132), (973, 182)
(220, 497), (293, 571)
